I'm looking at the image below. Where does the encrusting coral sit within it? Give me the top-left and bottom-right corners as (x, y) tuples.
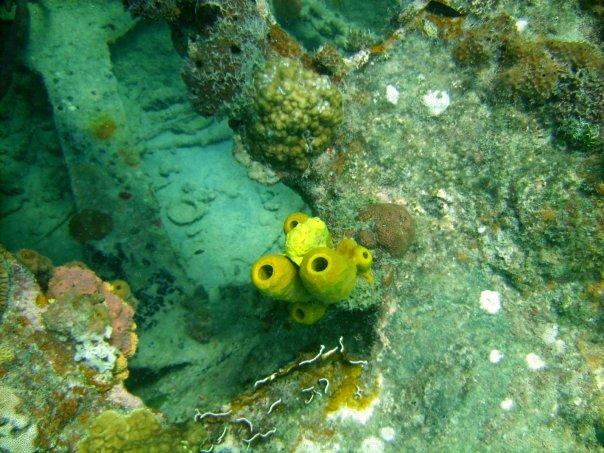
(46, 265), (138, 363)
(0, 245), (147, 450)
(357, 203), (415, 258)
(77, 408), (207, 452)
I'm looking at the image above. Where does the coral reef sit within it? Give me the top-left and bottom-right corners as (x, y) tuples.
(180, 0), (270, 117)
(47, 265), (138, 362)
(0, 247), (147, 450)
(78, 408), (206, 452)
(1, 0), (602, 451)
(240, 57), (343, 171)
(15, 248), (54, 289)
(129, 1), (344, 174)
(0, 386), (37, 453)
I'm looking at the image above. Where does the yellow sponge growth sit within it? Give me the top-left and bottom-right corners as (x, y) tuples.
(290, 302), (327, 325)
(283, 212), (310, 234)
(284, 216), (331, 265)
(336, 238), (374, 283)
(109, 279), (131, 299)
(251, 254), (311, 303)
(299, 247), (357, 304)
(250, 213), (374, 325)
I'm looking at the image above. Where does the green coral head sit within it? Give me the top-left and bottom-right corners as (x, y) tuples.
(284, 216), (331, 265)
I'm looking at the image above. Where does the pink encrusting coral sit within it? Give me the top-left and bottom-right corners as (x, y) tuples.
(47, 265), (102, 298)
(47, 265), (137, 357)
(101, 282), (137, 357)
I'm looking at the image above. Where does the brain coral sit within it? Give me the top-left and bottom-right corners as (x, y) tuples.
(240, 57), (343, 171)
(358, 203), (414, 258)
(78, 409), (173, 452)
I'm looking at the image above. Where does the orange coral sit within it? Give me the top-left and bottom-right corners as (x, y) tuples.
(91, 115), (117, 140)
(47, 266), (137, 358)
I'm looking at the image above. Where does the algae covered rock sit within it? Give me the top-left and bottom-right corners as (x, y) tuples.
(78, 408), (180, 452)
(0, 387), (37, 453)
(181, 0), (270, 117)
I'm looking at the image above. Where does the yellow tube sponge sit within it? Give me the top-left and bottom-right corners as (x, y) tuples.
(299, 247), (357, 304)
(336, 238), (374, 283)
(285, 217), (331, 265)
(283, 212), (310, 234)
(109, 279), (131, 299)
(290, 302), (327, 325)
(251, 254), (311, 303)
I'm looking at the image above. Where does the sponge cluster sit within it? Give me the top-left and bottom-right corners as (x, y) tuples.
(251, 212), (372, 324)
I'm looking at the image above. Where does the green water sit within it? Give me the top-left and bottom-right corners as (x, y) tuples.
(0, 0), (602, 451)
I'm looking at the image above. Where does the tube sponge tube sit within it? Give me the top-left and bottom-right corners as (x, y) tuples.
(299, 247), (357, 304)
(251, 254), (311, 303)
(283, 212), (310, 234)
(290, 302), (327, 325)
(336, 238), (374, 282)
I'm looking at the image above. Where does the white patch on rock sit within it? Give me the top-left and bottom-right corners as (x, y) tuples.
(361, 436), (384, 453)
(385, 85), (400, 105)
(380, 426), (396, 442)
(489, 349), (503, 364)
(422, 90), (450, 116)
(526, 352), (546, 370)
(515, 18), (528, 32)
(479, 290), (501, 314)
(500, 398), (514, 411)
(74, 334), (118, 374)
